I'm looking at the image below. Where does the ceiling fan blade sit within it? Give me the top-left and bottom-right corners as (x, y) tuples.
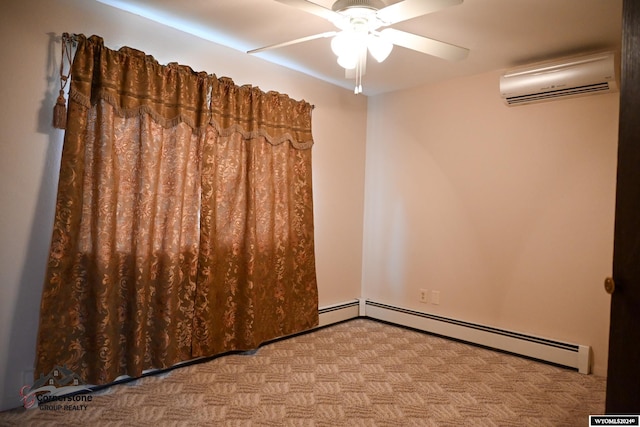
(275, 0), (342, 22)
(380, 28), (468, 61)
(377, 0), (463, 25)
(248, 31), (337, 54)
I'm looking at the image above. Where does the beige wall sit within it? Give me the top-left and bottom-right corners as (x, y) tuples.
(0, 0), (366, 410)
(363, 70), (618, 376)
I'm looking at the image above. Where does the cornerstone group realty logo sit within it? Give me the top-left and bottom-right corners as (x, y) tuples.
(20, 365), (93, 411)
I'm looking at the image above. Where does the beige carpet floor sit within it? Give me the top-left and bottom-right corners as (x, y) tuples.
(0, 318), (606, 426)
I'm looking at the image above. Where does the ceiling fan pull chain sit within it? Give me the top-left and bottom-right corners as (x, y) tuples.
(356, 48), (365, 94)
(355, 55), (362, 94)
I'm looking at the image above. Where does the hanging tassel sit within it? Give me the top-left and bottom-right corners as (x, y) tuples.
(53, 33), (73, 130)
(53, 89), (67, 129)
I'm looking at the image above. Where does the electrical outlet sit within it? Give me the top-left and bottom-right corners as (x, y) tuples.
(419, 289), (429, 303)
(431, 290), (440, 305)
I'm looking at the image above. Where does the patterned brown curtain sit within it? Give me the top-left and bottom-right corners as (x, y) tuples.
(35, 35), (318, 385)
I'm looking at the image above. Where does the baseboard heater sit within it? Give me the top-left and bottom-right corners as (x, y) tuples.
(363, 300), (591, 374)
(318, 299), (361, 327)
(317, 299), (590, 374)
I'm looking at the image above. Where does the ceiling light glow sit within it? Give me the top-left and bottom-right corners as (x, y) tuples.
(367, 33), (393, 62)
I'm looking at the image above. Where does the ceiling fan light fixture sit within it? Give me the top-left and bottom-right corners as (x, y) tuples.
(368, 33), (393, 62)
(331, 30), (361, 57)
(337, 53), (358, 69)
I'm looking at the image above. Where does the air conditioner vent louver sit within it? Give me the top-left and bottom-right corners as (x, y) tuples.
(505, 82), (613, 105)
(500, 52), (617, 106)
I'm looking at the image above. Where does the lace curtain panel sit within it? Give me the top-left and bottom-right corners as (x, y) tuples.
(35, 35), (319, 385)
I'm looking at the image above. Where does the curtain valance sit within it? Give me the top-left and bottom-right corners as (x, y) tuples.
(68, 34), (314, 148)
(211, 78), (314, 149)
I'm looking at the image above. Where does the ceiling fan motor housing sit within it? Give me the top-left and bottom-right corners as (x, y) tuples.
(331, 0), (385, 13)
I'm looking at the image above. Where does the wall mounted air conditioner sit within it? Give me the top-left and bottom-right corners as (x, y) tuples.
(500, 51), (617, 106)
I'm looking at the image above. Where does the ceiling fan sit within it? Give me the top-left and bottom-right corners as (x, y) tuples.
(248, 0), (469, 94)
